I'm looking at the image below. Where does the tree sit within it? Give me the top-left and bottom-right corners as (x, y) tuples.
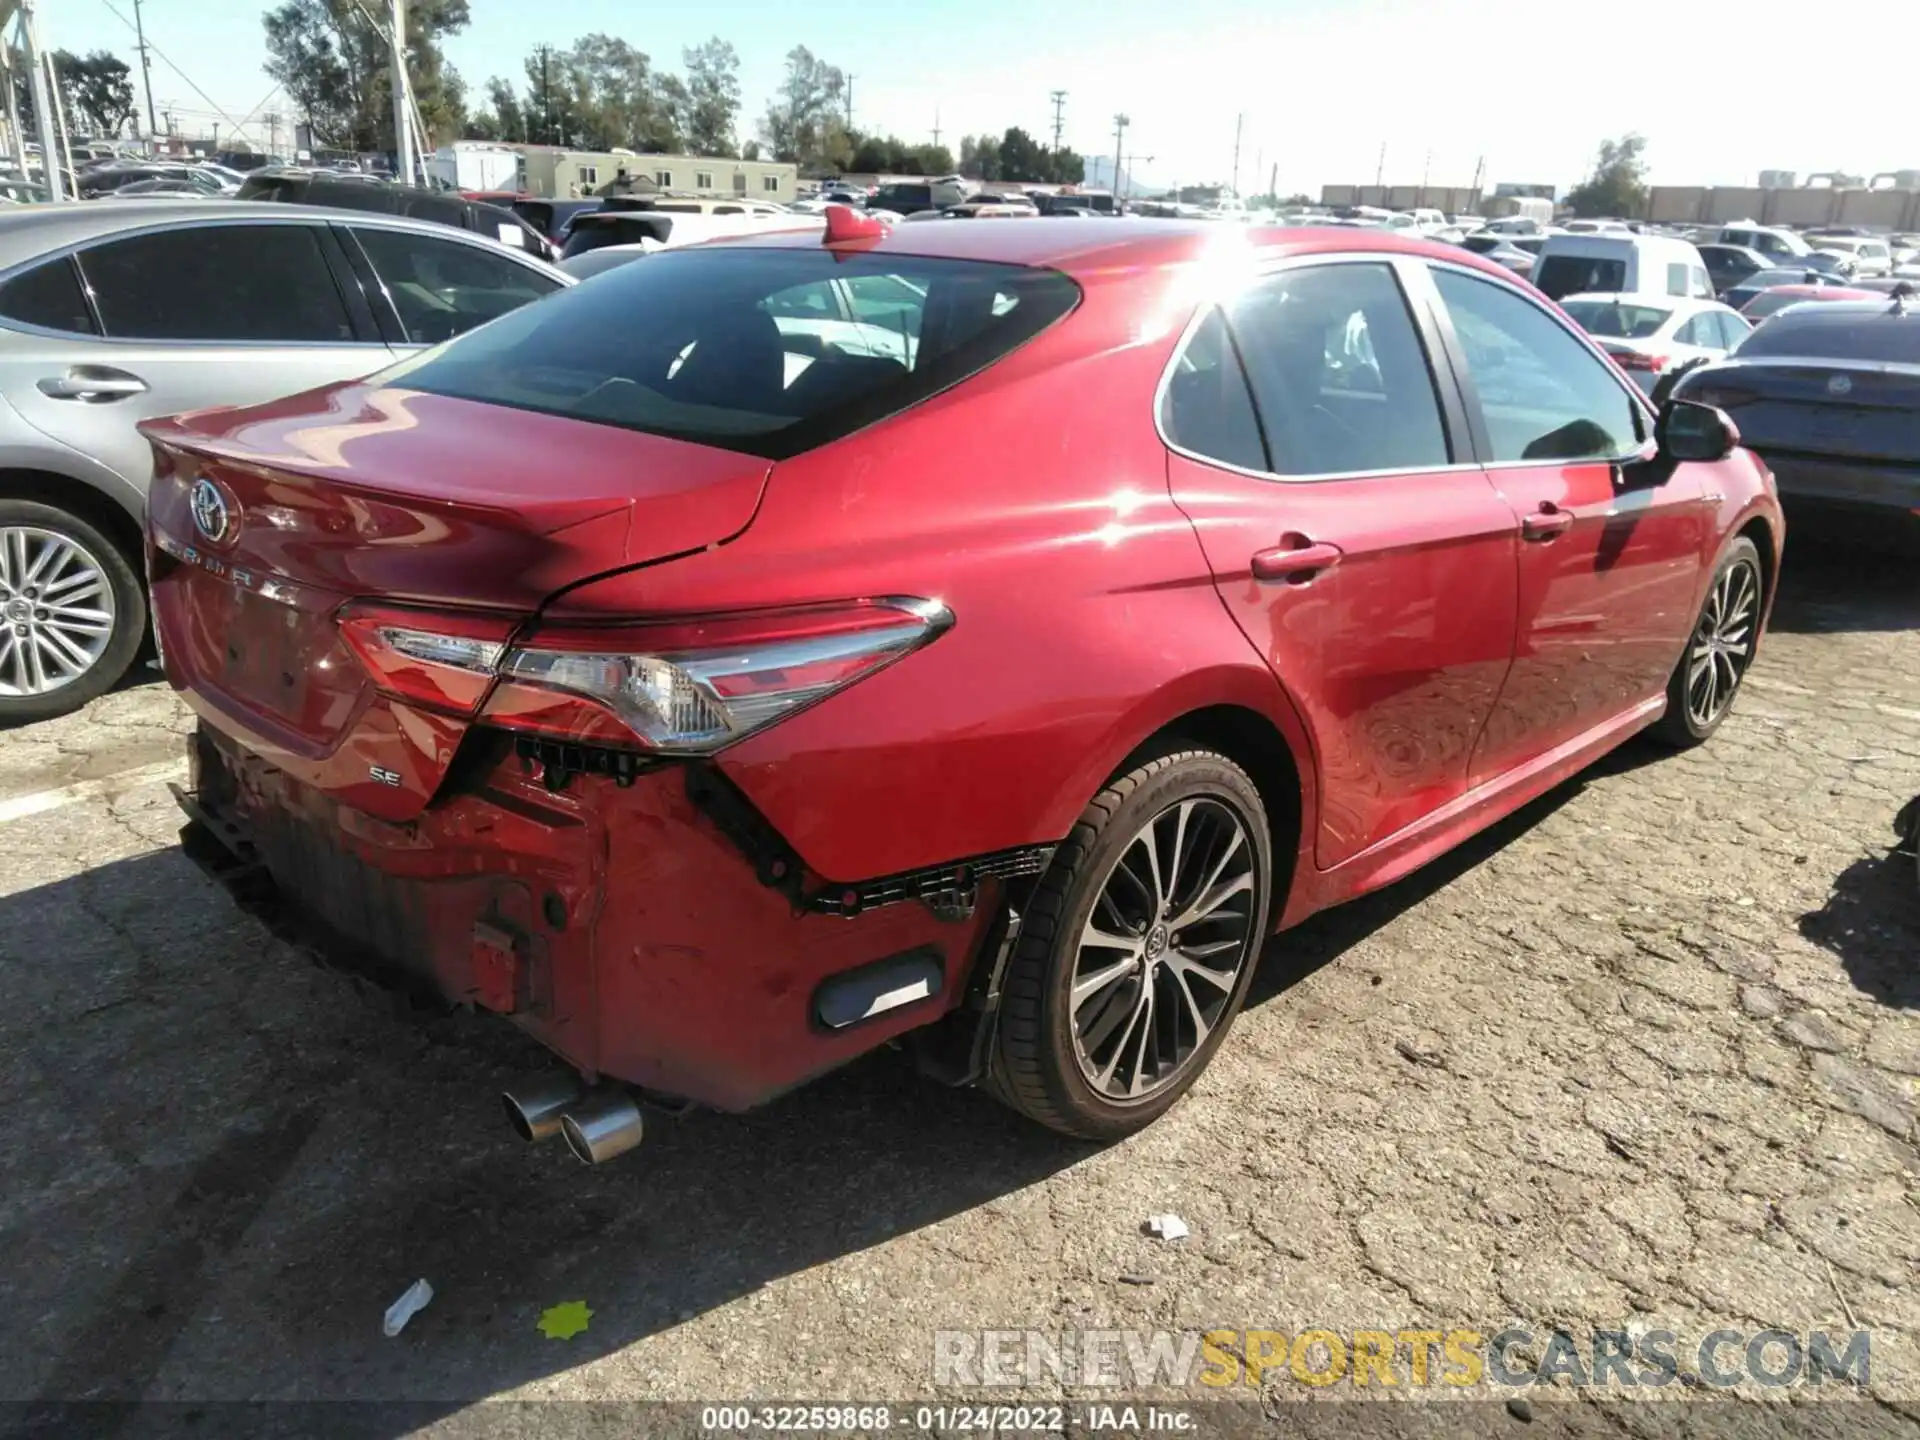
(465, 75), (523, 141)
(1565, 134), (1648, 219)
(53, 50), (135, 137)
(913, 143), (954, 176)
(960, 133), (1001, 181)
(998, 126), (1045, 182)
(1047, 146), (1084, 184)
(682, 37), (740, 157)
(262, 0), (469, 151)
(761, 45), (845, 169)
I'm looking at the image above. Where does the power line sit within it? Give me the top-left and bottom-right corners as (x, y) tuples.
(96, 0), (245, 136)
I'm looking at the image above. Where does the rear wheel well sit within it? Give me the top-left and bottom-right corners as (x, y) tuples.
(1735, 514), (1775, 606)
(0, 469), (144, 570)
(1112, 704), (1304, 911)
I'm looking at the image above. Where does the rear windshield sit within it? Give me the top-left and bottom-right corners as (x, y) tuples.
(378, 246), (1081, 459)
(1535, 255), (1627, 300)
(1734, 311), (1920, 363)
(1741, 290), (1814, 320)
(561, 214), (671, 256)
(1561, 299), (1673, 339)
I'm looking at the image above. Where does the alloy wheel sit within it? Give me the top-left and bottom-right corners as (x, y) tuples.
(1069, 797), (1260, 1102)
(1686, 556), (1759, 730)
(0, 526), (118, 697)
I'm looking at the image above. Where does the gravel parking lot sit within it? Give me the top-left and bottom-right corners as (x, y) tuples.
(1, 525), (1915, 1434)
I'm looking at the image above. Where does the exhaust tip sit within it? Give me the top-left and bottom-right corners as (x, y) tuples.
(560, 1092), (645, 1166)
(501, 1075), (586, 1143)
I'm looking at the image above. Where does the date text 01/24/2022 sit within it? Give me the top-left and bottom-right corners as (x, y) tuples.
(697, 1405), (1197, 1432)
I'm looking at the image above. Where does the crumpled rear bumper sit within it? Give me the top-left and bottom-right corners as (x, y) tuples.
(176, 723), (1006, 1110)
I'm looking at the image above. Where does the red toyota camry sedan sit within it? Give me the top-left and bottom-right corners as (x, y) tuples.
(143, 214), (1782, 1161)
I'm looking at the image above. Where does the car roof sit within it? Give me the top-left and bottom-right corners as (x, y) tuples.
(693, 218), (1512, 280)
(1559, 292), (1697, 309)
(1772, 299), (1916, 318)
(0, 198), (534, 270)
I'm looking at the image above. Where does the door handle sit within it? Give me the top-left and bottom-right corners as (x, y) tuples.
(1251, 538), (1344, 582)
(1521, 504), (1574, 542)
(37, 368), (149, 402)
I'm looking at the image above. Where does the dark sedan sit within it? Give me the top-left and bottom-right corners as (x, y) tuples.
(1674, 291), (1919, 518)
(1697, 243), (1769, 299)
(1458, 232), (1536, 276)
(1724, 267), (1864, 312)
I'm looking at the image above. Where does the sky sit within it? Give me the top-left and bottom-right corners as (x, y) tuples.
(42, 0), (1920, 196)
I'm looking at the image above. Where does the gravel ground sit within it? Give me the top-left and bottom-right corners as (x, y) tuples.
(0, 525), (1915, 1437)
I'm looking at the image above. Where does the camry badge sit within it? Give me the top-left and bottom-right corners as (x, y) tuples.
(189, 477), (230, 542)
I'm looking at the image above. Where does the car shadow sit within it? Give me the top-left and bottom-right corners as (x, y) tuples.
(1767, 511), (1920, 635)
(3, 763), (1614, 1422)
(1797, 845), (1920, 1011)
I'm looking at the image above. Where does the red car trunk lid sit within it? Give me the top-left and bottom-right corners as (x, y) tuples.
(144, 382), (771, 818)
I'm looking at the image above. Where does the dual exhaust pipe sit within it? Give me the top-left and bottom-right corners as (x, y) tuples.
(502, 1075), (644, 1165)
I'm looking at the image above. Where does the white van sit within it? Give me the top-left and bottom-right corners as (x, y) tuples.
(1716, 222), (1809, 261)
(1531, 233), (1714, 303)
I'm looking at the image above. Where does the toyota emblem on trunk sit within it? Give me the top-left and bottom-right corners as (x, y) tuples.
(1827, 374), (1852, 396)
(189, 478), (230, 542)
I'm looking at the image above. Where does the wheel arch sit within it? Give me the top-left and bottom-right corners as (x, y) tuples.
(1734, 511), (1777, 610)
(1107, 702), (1308, 920)
(0, 466), (146, 573)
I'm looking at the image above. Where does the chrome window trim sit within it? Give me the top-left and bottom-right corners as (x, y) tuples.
(1151, 249), (1478, 485)
(0, 211), (564, 348)
(1421, 256), (1655, 470)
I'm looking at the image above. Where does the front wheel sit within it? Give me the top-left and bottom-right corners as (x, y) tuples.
(988, 749), (1273, 1140)
(0, 500), (146, 725)
(1651, 536), (1762, 748)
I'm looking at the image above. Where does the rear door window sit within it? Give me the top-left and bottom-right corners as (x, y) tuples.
(377, 247), (1079, 458)
(0, 257), (97, 334)
(1226, 262), (1451, 476)
(1432, 267), (1644, 462)
(1534, 254), (1627, 300)
(76, 224), (355, 342)
(1161, 308), (1267, 472)
(351, 227), (561, 345)
(1665, 262), (1690, 297)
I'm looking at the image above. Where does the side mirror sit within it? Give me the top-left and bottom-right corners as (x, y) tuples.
(1657, 399), (1740, 463)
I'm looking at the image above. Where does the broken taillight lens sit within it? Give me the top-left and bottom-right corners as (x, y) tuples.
(483, 599), (952, 752)
(338, 604), (517, 715)
(337, 597), (952, 753)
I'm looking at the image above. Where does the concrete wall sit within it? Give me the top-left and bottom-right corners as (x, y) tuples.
(1763, 187), (1832, 228)
(1320, 183), (1481, 212)
(1836, 188), (1915, 231)
(1646, 187), (1708, 223)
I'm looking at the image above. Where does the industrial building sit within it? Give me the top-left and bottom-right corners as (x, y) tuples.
(504, 145), (799, 202)
(1643, 176), (1920, 231)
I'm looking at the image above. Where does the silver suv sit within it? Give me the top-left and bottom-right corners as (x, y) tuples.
(0, 200), (569, 721)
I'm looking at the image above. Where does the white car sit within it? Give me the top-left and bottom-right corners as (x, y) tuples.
(1556, 292), (1753, 394)
(1803, 234), (1892, 278)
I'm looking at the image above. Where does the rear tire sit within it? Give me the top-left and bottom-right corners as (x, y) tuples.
(0, 499), (145, 725)
(988, 749), (1272, 1140)
(1651, 536), (1762, 748)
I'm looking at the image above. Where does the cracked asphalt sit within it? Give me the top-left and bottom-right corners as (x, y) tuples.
(0, 526), (1915, 1436)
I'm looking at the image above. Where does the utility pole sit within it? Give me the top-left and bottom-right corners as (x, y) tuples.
(1049, 89), (1066, 152)
(18, 0), (65, 199)
(1230, 112), (1242, 196)
(1469, 154), (1485, 207)
(539, 46), (552, 147)
(267, 110), (280, 159)
(1111, 113), (1128, 197)
(1375, 142), (1386, 188)
(130, 0), (159, 140)
(930, 107), (942, 148)
(844, 75), (853, 131)
(1421, 147), (1431, 200)
(391, 0), (413, 184)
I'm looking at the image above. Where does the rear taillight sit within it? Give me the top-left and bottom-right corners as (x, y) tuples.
(338, 598), (951, 753)
(338, 604), (516, 715)
(484, 599), (951, 752)
(1613, 351), (1669, 373)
